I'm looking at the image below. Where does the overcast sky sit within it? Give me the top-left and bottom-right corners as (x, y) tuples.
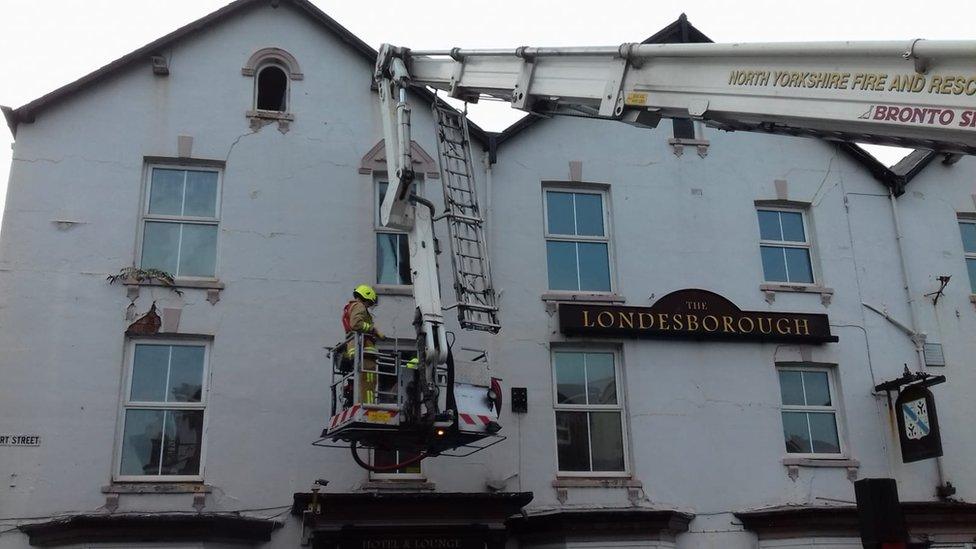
(2, 0), (975, 230)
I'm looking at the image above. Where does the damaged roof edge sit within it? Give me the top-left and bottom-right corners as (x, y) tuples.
(491, 14), (713, 151)
(838, 143), (939, 196)
(891, 148), (938, 179)
(1, 105), (15, 138)
(2, 0), (491, 146)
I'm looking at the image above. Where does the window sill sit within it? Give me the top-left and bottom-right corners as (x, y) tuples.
(552, 477), (640, 488)
(668, 138), (710, 158)
(541, 292), (625, 304)
(246, 110), (294, 133)
(123, 278), (224, 290)
(375, 284), (414, 296)
(782, 457), (859, 482)
(102, 482), (212, 494)
(245, 110), (294, 121)
(122, 278), (223, 304)
(360, 480), (435, 492)
(760, 283), (834, 306)
(782, 457), (858, 468)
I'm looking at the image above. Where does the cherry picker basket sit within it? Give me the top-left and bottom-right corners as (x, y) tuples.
(315, 333), (505, 465)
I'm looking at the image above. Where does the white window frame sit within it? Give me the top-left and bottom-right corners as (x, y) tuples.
(777, 364), (845, 459)
(551, 348), (629, 477)
(374, 177), (423, 288)
(960, 220), (976, 294)
(369, 448), (425, 481)
(253, 62), (290, 113)
(542, 187), (615, 293)
(757, 207), (817, 286)
(114, 339), (211, 482)
(138, 164), (222, 281)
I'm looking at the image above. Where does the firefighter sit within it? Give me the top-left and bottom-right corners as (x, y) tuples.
(342, 285), (383, 403)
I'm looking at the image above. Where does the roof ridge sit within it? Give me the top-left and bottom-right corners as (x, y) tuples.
(5, 0), (260, 134)
(2, 0), (490, 144)
(493, 14), (713, 148)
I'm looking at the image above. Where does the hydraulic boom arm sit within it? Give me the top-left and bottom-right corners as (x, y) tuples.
(375, 47), (448, 367)
(377, 40), (976, 155)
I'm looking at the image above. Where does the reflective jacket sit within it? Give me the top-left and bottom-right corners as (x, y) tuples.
(342, 299), (375, 334)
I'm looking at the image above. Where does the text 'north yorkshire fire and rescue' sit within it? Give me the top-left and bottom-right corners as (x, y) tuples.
(728, 71), (976, 95)
(727, 70), (976, 127)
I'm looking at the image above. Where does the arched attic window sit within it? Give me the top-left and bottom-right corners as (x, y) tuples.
(242, 47), (302, 132)
(256, 63), (288, 112)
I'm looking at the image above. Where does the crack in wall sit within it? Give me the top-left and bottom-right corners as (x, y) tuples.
(812, 148), (841, 207)
(237, 276), (343, 284)
(12, 155), (134, 169)
(222, 228), (299, 239)
(224, 130), (257, 164)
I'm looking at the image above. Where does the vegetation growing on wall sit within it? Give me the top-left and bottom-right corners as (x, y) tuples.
(107, 267), (183, 296)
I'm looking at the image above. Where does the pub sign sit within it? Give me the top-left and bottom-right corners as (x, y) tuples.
(559, 289), (837, 344)
(895, 383), (943, 463)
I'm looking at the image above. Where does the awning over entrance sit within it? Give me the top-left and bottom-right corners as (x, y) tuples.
(510, 509), (694, 546)
(292, 491), (533, 549)
(17, 513), (281, 546)
(736, 501), (976, 540)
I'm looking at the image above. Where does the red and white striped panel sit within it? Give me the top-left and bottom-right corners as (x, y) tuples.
(459, 413), (493, 428)
(328, 404), (361, 430)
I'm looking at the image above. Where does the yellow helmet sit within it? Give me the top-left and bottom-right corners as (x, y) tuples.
(354, 284), (378, 303)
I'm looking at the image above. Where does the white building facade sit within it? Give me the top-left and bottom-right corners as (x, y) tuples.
(2, 2), (976, 548)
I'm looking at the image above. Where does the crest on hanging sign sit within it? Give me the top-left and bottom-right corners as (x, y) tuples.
(902, 398), (930, 440)
(894, 383), (943, 463)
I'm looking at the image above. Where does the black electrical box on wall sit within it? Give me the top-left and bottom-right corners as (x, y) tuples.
(511, 388), (527, 413)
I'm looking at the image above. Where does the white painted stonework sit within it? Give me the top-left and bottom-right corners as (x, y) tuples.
(2, 3), (976, 549)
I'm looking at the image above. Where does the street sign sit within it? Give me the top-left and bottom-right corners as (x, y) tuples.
(0, 434), (41, 446)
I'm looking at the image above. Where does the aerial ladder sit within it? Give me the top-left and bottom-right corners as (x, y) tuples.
(323, 38), (976, 471)
(318, 43), (503, 471)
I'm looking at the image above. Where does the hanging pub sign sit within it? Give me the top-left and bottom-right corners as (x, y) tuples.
(559, 289), (837, 344)
(895, 383), (943, 463)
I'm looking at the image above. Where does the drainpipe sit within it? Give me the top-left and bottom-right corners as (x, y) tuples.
(888, 188), (926, 369)
(888, 187), (950, 493)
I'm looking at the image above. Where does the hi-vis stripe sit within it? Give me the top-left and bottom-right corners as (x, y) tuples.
(459, 413), (493, 426)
